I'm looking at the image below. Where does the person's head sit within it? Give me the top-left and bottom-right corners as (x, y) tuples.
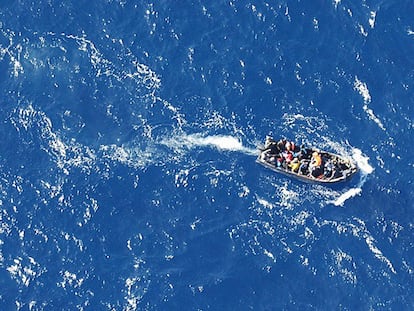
(265, 136), (272, 147)
(285, 142), (291, 151)
(312, 151), (319, 157)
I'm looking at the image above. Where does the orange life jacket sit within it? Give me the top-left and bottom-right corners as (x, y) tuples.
(312, 154), (322, 167)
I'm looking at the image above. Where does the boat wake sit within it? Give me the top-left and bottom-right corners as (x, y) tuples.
(330, 148), (374, 206)
(160, 133), (258, 156)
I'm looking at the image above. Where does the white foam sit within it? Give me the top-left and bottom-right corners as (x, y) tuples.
(6, 256), (43, 287)
(321, 218), (396, 274)
(162, 133), (258, 156)
(369, 11), (376, 29)
(354, 77), (371, 104)
(365, 235), (396, 274)
(352, 148), (374, 175)
(330, 148), (373, 206)
(59, 270), (84, 289)
(263, 249), (276, 262)
(358, 24), (368, 37)
(331, 187), (362, 206)
(363, 104), (386, 130)
(99, 144), (155, 169)
(331, 249), (357, 284)
(256, 196), (275, 210)
(354, 77), (386, 130)
(196, 135), (243, 150)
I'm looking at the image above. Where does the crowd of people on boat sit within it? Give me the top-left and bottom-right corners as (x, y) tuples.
(260, 136), (337, 179)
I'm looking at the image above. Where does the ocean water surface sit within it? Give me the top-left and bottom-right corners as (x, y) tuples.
(0, 1), (413, 310)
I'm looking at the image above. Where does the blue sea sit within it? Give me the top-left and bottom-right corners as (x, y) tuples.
(1, 1), (413, 310)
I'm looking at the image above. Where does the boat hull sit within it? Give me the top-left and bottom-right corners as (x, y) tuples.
(257, 148), (358, 184)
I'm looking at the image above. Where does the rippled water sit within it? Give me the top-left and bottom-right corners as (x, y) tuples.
(0, 1), (413, 310)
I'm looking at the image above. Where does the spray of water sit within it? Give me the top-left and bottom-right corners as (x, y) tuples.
(351, 148), (374, 175)
(330, 148), (374, 206)
(160, 133), (258, 156)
